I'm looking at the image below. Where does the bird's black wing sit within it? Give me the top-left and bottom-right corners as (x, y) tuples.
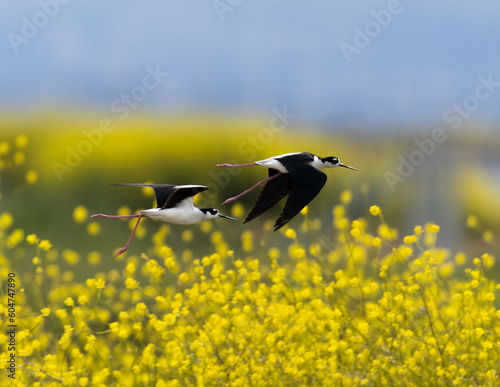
(273, 165), (327, 231)
(163, 185), (209, 209)
(244, 169), (292, 223)
(112, 183), (178, 208)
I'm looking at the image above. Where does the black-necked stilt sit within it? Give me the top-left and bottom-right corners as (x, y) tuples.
(217, 152), (357, 230)
(91, 184), (236, 257)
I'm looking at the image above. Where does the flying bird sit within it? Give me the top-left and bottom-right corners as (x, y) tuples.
(92, 184), (235, 257)
(217, 152), (357, 230)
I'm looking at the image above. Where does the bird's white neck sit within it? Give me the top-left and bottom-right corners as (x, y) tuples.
(312, 156), (328, 170)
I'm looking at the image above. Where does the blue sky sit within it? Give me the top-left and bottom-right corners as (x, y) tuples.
(1, 1), (500, 131)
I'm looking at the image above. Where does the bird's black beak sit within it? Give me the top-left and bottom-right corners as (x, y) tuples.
(340, 163), (358, 171)
(218, 214), (237, 221)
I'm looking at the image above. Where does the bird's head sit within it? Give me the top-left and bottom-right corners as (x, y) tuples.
(322, 156), (358, 171)
(200, 208), (237, 221)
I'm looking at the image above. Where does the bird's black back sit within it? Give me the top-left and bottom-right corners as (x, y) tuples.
(163, 186), (208, 209)
(277, 152), (315, 165)
(111, 184), (208, 208)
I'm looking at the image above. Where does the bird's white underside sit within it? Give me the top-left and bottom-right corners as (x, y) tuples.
(139, 197), (205, 224)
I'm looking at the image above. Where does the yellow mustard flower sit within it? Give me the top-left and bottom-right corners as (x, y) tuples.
(39, 239), (52, 251)
(0, 212), (13, 229)
(26, 170), (38, 184)
(285, 228), (297, 239)
(26, 233), (38, 244)
(369, 205), (381, 216)
(87, 221), (101, 235)
(73, 205), (88, 223)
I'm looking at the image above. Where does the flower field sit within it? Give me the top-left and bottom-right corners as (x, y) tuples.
(1, 123), (499, 386)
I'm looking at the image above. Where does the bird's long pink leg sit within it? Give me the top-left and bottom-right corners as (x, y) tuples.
(113, 214), (144, 258)
(216, 162), (258, 168)
(91, 214), (140, 219)
(221, 172), (283, 205)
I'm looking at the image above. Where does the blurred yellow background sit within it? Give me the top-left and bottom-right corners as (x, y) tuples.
(1, 114), (499, 269)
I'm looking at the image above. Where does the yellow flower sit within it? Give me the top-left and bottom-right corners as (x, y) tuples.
(455, 252), (466, 265)
(87, 251), (101, 265)
(200, 220), (212, 233)
(135, 303), (148, 315)
(14, 151), (25, 165)
(39, 239), (52, 251)
(248, 259), (259, 271)
(481, 253), (495, 268)
(369, 205), (381, 216)
(178, 272), (189, 283)
(234, 259), (244, 269)
(26, 233), (38, 244)
(378, 224), (396, 240)
(404, 235), (418, 244)
(350, 227), (361, 238)
(285, 228), (297, 239)
(300, 206), (308, 215)
(427, 224), (440, 233)
(0, 212), (13, 229)
(64, 297), (75, 307)
(231, 202), (244, 218)
(95, 278), (106, 289)
(485, 292), (495, 302)
(466, 215), (478, 229)
(73, 205), (88, 223)
(340, 190), (352, 205)
(181, 229), (193, 243)
(0, 141), (10, 155)
(268, 247), (280, 260)
(164, 314), (176, 325)
(289, 244), (306, 259)
(439, 263), (454, 278)
(41, 308), (51, 317)
(7, 228), (24, 248)
(15, 134), (28, 148)
(125, 278), (139, 290)
(55, 309), (68, 319)
(126, 262), (136, 276)
(212, 291), (226, 304)
(482, 230), (493, 243)
(26, 170), (38, 184)
(58, 325), (73, 347)
(87, 221), (101, 235)
(241, 229), (254, 252)
(63, 249), (79, 265)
